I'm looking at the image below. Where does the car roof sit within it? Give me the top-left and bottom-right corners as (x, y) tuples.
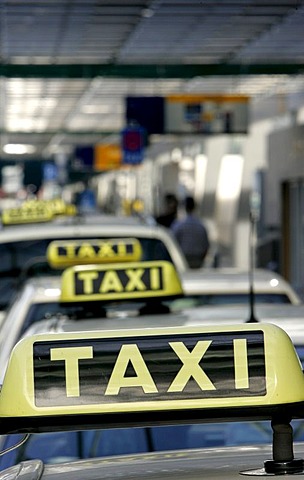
(0, 215), (188, 274)
(1, 270), (300, 356)
(181, 267), (295, 291)
(22, 301), (304, 348)
(0, 215), (166, 241)
(3, 443), (295, 480)
(181, 267), (301, 304)
(0, 212), (148, 229)
(181, 303), (304, 346)
(10, 267), (301, 304)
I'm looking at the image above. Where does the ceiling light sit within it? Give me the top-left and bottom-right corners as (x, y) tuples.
(3, 144), (36, 155)
(81, 105), (111, 114)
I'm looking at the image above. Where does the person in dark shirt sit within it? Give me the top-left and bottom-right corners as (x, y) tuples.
(155, 193), (178, 228)
(172, 196), (209, 269)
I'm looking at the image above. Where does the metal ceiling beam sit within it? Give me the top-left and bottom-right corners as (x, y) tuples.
(0, 130), (118, 135)
(1, 63), (304, 78)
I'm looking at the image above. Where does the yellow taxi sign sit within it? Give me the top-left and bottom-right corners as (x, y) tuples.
(47, 238), (143, 268)
(64, 203), (77, 216)
(1, 205), (53, 225)
(22, 198), (77, 217)
(1, 198), (77, 225)
(22, 198), (64, 214)
(60, 260), (183, 301)
(0, 324), (304, 434)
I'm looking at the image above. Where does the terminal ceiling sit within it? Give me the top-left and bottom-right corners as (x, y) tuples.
(0, 0), (304, 160)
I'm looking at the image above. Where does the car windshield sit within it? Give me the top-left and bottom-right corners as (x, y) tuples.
(1, 418), (304, 470)
(0, 237), (173, 309)
(20, 299), (174, 336)
(169, 293), (291, 311)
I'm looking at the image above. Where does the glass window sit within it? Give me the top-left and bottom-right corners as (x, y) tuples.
(169, 293), (291, 312)
(0, 236), (174, 309)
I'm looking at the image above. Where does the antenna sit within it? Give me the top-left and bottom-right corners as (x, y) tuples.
(246, 191), (260, 323)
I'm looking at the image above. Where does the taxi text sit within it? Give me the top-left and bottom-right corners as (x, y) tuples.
(56, 240), (139, 261)
(33, 331), (266, 407)
(74, 266), (163, 295)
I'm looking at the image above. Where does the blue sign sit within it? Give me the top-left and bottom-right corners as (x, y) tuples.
(43, 162), (58, 182)
(74, 146), (94, 170)
(122, 126), (145, 165)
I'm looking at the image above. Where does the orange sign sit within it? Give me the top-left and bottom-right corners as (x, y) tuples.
(94, 144), (122, 171)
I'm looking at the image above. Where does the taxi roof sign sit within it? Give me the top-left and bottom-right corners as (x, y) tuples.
(1, 199), (77, 226)
(60, 260), (183, 302)
(22, 198), (78, 218)
(0, 324), (304, 435)
(22, 198), (66, 215)
(1, 205), (53, 225)
(47, 238), (143, 268)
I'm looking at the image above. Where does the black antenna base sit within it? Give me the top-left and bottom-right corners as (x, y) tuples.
(246, 313), (259, 323)
(240, 419), (304, 475)
(264, 458), (304, 475)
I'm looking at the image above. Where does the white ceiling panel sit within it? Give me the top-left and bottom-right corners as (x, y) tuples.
(0, 0), (303, 159)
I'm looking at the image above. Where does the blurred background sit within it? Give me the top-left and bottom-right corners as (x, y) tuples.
(0, 0), (304, 294)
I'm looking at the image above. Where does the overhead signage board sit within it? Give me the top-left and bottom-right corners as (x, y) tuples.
(125, 96), (165, 135)
(94, 144), (122, 171)
(125, 95), (249, 136)
(122, 126), (145, 165)
(73, 146), (94, 171)
(165, 94), (250, 134)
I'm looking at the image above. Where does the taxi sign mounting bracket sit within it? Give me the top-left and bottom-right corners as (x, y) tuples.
(241, 419), (304, 475)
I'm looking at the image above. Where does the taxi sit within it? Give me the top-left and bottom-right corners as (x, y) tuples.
(1, 238), (303, 382)
(0, 254), (186, 383)
(0, 200), (188, 312)
(1, 321), (304, 478)
(1, 256), (304, 469)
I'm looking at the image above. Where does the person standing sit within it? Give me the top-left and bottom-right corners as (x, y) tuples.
(155, 193), (178, 228)
(172, 196), (209, 269)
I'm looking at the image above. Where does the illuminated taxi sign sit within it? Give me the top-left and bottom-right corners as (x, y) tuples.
(64, 203), (77, 216)
(47, 238), (143, 268)
(1, 205), (53, 225)
(22, 198), (63, 214)
(46, 198), (69, 215)
(1, 198), (75, 225)
(22, 198), (77, 217)
(1, 324), (304, 426)
(60, 260), (182, 301)
(34, 328), (266, 407)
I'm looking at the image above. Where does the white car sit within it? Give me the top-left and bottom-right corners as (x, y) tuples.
(180, 267), (301, 306)
(0, 212), (188, 313)
(1, 319), (304, 476)
(2, 278), (304, 388)
(2, 266), (301, 380)
(1, 259), (304, 470)
(20, 294), (304, 362)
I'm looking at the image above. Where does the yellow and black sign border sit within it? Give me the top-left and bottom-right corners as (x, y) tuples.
(0, 324), (304, 419)
(47, 238), (143, 268)
(60, 260), (183, 301)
